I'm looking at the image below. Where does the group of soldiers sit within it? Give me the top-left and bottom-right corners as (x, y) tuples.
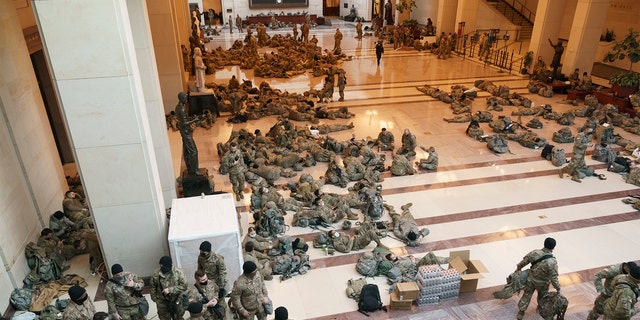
(58, 240), (284, 320)
(26, 190), (100, 288)
(436, 32), (457, 59)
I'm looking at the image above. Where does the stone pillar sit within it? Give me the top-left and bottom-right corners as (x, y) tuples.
(147, 0), (189, 114)
(455, 0), (477, 35)
(563, 0), (610, 74)
(528, 0), (567, 68)
(126, 0), (178, 209)
(437, 0), (458, 35)
(32, 0), (168, 276)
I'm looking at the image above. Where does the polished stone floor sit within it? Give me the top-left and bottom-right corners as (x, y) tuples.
(68, 20), (640, 320)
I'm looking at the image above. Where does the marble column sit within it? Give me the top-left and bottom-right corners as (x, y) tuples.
(528, 0), (567, 67)
(32, 0), (168, 276)
(146, 0), (189, 114)
(437, 0), (459, 34)
(563, 0), (611, 74)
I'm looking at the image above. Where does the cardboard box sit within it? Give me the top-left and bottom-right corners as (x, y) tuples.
(396, 282), (420, 300)
(389, 292), (413, 310)
(448, 250), (489, 293)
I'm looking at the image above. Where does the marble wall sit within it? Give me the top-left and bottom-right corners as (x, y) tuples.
(0, 0), (68, 313)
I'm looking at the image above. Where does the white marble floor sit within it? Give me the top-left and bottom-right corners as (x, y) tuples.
(64, 19), (640, 320)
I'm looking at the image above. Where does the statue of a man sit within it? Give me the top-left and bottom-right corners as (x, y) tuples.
(384, 0), (394, 26)
(193, 47), (206, 91)
(176, 92), (202, 176)
(548, 38), (564, 75)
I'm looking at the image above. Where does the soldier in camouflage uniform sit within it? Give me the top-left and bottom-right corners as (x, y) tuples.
(397, 129), (417, 157)
(515, 237), (560, 320)
(230, 261), (270, 320)
(63, 190), (93, 228)
(375, 128), (395, 151)
(222, 142), (247, 200)
(187, 302), (205, 320)
(243, 242), (273, 281)
(150, 256), (188, 320)
(390, 154), (416, 176)
(64, 285), (96, 320)
(243, 227), (273, 252)
(587, 261), (636, 320)
(388, 203), (429, 247)
(603, 264), (640, 320)
(105, 264), (145, 320)
(187, 270), (226, 320)
(49, 210), (76, 240)
(197, 241), (228, 295)
(416, 146), (438, 170)
(327, 227), (387, 253)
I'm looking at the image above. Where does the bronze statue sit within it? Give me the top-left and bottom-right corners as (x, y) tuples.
(176, 92), (202, 176)
(548, 38), (564, 75)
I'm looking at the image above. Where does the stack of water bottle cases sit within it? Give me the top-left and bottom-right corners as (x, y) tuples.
(416, 264), (461, 306)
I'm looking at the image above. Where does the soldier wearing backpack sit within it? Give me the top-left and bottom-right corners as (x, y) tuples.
(588, 261), (636, 320)
(603, 264), (640, 320)
(515, 237), (560, 320)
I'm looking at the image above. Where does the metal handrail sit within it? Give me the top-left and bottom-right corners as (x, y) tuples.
(500, 0), (535, 24)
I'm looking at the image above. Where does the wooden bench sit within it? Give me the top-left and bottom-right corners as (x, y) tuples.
(567, 90), (589, 100)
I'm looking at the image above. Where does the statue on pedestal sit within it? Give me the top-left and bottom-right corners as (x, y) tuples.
(548, 38), (564, 76)
(193, 47), (206, 92)
(176, 92), (202, 176)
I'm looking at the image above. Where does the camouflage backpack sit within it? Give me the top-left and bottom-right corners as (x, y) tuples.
(492, 269), (529, 300)
(10, 288), (34, 310)
(487, 134), (509, 154)
(346, 278), (368, 300)
(356, 252), (381, 277)
(313, 232), (329, 248)
(552, 127), (574, 144)
(40, 305), (61, 320)
(272, 254), (294, 275)
(537, 291), (568, 320)
(550, 149), (567, 167)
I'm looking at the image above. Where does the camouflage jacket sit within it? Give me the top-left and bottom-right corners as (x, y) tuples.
(594, 263), (625, 296)
(197, 253), (228, 290)
(105, 272), (145, 317)
(63, 198), (86, 221)
(187, 281), (222, 319)
(222, 150), (246, 175)
(230, 273), (268, 315)
(49, 216), (75, 239)
(516, 248), (560, 291)
(149, 267), (187, 304)
(62, 299), (96, 320)
(604, 274), (639, 319)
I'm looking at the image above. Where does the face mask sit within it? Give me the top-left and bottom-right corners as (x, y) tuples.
(249, 233), (256, 238)
(200, 252), (209, 258)
(199, 280), (208, 286)
(160, 266), (171, 274)
(73, 294), (88, 305)
(333, 232), (340, 238)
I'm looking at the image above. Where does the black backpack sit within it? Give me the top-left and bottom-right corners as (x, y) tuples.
(358, 284), (387, 316)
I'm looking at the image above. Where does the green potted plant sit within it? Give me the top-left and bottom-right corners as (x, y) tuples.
(521, 51), (533, 75)
(603, 28), (640, 97)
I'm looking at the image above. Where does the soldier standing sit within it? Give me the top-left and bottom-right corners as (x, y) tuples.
(337, 70), (347, 102)
(230, 261), (270, 320)
(197, 241), (228, 297)
(603, 265), (640, 320)
(187, 270), (226, 320)
(375, 40), (384, 65)
(64, 285), (97, 320)
(333, 28), (343, 53)
(222, 142), (247, 200)
(301, 22), (309, 43)
(236, 15), (243, 33)
(588, 261), (637, 320)
(356, 20), (363, 40)
(105, 264), (146, 320)
(515, 238), (560, 320)
(150, 256), (188, 320)
(292, 24), (298, 41)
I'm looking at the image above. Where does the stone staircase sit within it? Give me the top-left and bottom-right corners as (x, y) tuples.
(487, 0), (534, 40)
